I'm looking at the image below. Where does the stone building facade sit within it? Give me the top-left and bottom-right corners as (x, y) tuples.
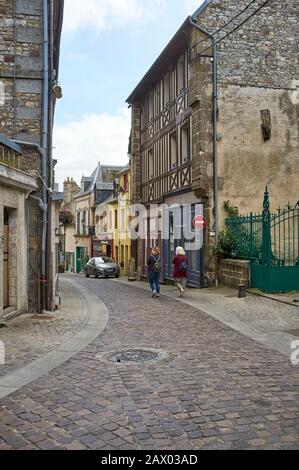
(0, 135), (38, 319)
(0, 0), (64, 311)
(127, 0), (298, 286)
(60, 178), (80, 273)
(74, 163), (125, 273)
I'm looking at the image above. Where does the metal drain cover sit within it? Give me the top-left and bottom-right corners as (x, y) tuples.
(107, 349), (158, 363)
(96, 347), (169, 364)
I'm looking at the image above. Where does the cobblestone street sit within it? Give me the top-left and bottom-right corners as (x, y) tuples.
(0, 274), (298, 450)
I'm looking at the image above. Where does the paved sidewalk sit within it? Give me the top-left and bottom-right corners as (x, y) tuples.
(114, 279), (299, 357)
(0, 277), (106, 379)
(0, 275), (297, 450)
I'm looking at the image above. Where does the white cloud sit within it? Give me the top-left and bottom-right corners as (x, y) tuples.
(185, 0), (205, 15)
(54, 108), (131, 189)
(63, 0), (166, 34)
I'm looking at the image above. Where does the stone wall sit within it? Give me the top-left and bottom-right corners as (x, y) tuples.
(195, 0), (298, 90)
(189, 29), (216, 285)
(217, 85), (298, 226)
(0, 0), (43, 143)
(0, 0), (62, 311)
(192, 0), (299, 227)
(130, 102), (142, 205)
(218, 258), (250, 289)
(63, 178), (80, 212)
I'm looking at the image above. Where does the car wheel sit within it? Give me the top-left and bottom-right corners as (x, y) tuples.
(85, 272), (89, 278)
(115, 275), (120, 278)
(95, 273), (99, 278)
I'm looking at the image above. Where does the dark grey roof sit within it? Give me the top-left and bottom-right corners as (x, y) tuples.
(52, 191), (64, 201)
(192, 0), (211, 20)
(0, 134), (22, 154)
(76, 163), (127, 197)
(95, 182), (114, 190)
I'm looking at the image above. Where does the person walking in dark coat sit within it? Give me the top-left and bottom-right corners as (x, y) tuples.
(147, 247), (161, 298)
(172, 246), (188, 297)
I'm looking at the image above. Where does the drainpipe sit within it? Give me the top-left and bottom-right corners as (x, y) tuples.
(13, 0), (16, 138)
(43, 0), (51, 311)
(212, 40), (219, 243)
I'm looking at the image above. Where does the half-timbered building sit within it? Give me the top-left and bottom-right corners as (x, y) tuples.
(127, 0), (298, 287)
(127, 18), (207, 287)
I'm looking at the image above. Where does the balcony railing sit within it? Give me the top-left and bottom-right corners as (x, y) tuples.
(141, 88), (190, 145)
(0, 145), (20, 170)
(141, 161), (191, 203)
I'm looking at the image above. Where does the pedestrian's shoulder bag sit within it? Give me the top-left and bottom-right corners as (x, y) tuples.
(152, 256), (162, 273)
(178, 258), (188, 273)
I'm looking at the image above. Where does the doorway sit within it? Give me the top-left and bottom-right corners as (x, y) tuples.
(3, 209), (9, 309)
(76, 247), (85, 273)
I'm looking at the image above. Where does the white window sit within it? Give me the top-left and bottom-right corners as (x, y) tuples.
(141, 101), (148, 128)
(148, 148), (154, 179)
(148, 91), (154, 121)
(181, 126), (190, 162)
(177, 55), (185, 93)
(163, 73), (170, 107)
(77, 212), (80, 234)
(170, 133), (177, 169)
(121, 209), (125, 230)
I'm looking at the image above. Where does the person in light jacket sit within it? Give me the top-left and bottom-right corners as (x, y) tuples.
(172, 246), (188, 297)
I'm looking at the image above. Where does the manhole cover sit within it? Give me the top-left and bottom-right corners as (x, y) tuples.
(96, 347), (169, 364)
(107, 349), (158, 363)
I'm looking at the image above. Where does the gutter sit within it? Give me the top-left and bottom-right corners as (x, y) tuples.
(42, 0), (51, 312)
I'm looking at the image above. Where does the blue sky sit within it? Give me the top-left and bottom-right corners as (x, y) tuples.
(54, 0), (204, 188)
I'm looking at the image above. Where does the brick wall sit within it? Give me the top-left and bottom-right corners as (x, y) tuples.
(218, 258), (250, 289)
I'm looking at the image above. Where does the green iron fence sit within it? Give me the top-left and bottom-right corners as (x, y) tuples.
(225, 188), (299, 293)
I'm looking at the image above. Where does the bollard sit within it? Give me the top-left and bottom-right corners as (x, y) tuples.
(238, 284), (246, 298)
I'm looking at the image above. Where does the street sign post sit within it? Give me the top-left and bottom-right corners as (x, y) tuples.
(193, 215), (207, 230)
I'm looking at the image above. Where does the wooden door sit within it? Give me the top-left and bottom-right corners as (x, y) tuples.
(3, 224), (9, 309)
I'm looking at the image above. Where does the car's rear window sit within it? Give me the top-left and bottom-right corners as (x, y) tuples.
(95, 257), (114, 265)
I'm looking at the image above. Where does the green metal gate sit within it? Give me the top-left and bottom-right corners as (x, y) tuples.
(76, 247), (86, 273)
(225, 188), (299, 293)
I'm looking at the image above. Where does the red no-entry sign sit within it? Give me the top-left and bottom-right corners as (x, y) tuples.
(193, 215), (207, 230)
